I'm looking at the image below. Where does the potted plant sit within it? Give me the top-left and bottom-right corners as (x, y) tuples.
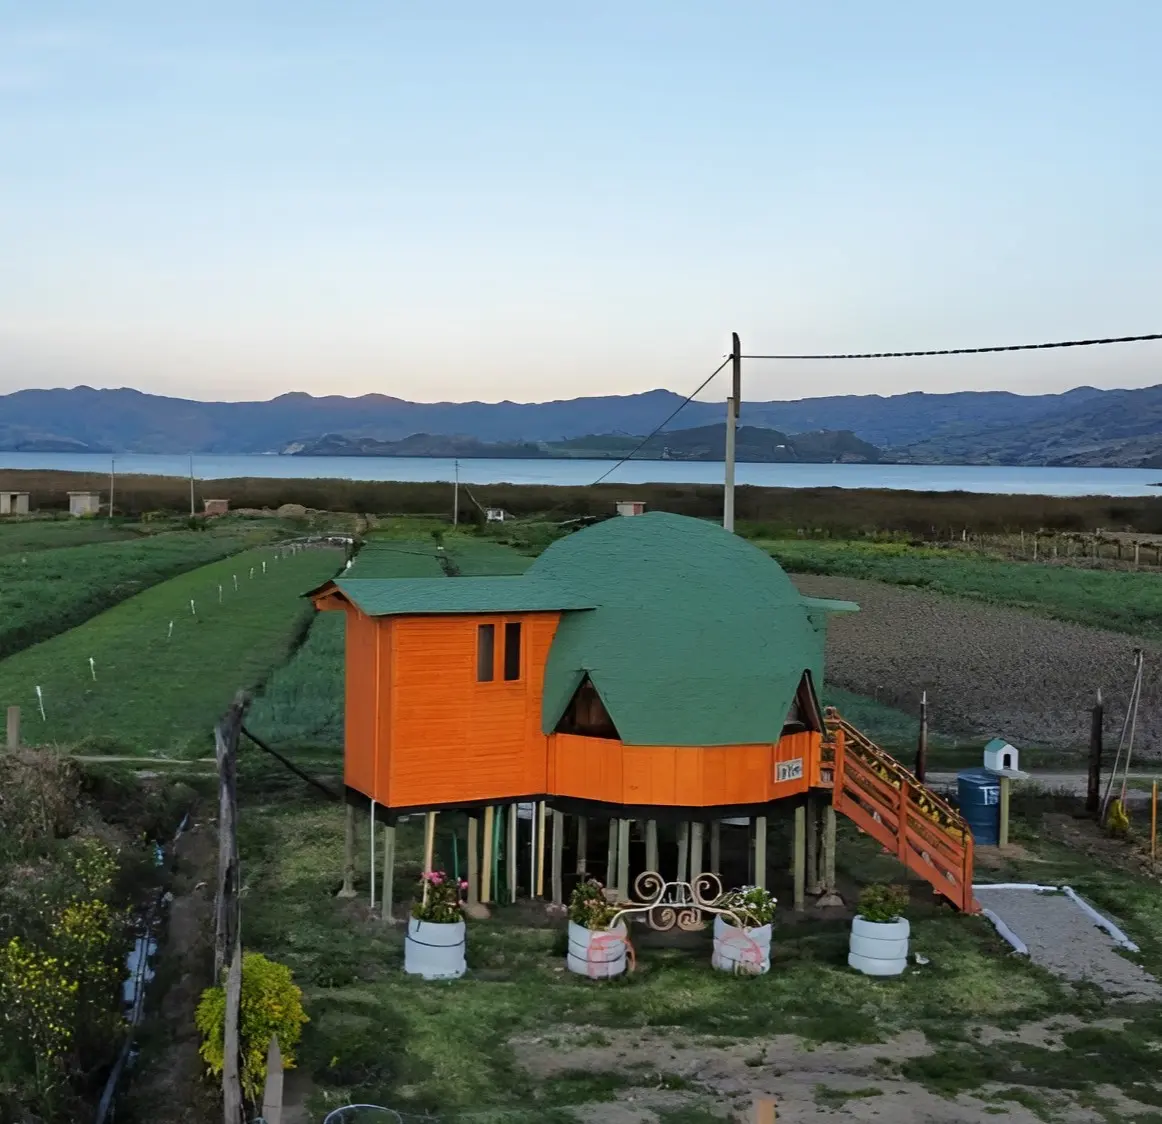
(848, 883), (910, 976)
(566, 878), (629, 979)
(404, 871), (468, 980)
(712, 886), (777, 975)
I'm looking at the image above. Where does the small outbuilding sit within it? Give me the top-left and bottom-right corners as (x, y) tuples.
(615, 500), (646, 517)
(203, 498), (230, 517)
(0, 492), (30, 515)
(68, 491), (102, 517)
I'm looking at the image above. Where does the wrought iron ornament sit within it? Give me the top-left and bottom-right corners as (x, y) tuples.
(609, 871), (745, 932)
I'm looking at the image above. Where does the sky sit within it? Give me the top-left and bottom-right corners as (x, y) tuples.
(2, 2), (1161, 405)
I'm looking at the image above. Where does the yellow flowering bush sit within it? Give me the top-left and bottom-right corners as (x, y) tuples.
(195, 952), (309, 1104)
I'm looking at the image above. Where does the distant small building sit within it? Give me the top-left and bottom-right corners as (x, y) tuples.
(485, 508), (508, 523)
(0, 492), (30, 515)
(68, 491), (102, 517)
(204, 498), (230, 517)
(616, 500), (646, 517)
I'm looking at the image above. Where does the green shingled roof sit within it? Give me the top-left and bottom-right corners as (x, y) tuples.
(529, 513), (857, 747)
(332, 576), (594, 616)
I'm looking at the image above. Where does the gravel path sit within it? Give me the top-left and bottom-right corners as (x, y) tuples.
(792, 574), (1160, 753)
(976, 888), (1161, 1000)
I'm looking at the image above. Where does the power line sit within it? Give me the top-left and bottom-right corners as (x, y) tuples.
(741, 331), (1162, 361)
(589, 355), (733, 486)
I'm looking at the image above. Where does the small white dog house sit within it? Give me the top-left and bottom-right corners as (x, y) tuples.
(984, 738), (1025, 777)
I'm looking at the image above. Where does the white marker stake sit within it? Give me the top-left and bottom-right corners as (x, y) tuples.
(190, 599), (196, 617)
(168, 620), (174, 640)
(35, 686), (45, 721)
(249, 567), (255, 579)
(233, 574), (238, 591)
(262, 560), (267, 574)
(89, 657), (96, 682)
(218, 583), (223, 603)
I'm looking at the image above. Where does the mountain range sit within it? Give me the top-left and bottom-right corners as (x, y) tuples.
(1, 383), (1161, 466)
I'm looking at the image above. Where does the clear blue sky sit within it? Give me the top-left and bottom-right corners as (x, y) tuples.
(2, 2), (1160, 404)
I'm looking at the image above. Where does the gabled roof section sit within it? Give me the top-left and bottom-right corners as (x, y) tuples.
(312, 576), (595, 617)
(532, 512), (847, 747)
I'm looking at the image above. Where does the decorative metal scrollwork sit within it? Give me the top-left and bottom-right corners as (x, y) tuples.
(609, 870), (744, 932)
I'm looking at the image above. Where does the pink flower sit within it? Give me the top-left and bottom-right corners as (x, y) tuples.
(459, 880), (469, 889)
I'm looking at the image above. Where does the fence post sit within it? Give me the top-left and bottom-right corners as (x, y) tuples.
(5, 706), (18, 750)
(260, 1035), (284, 1124)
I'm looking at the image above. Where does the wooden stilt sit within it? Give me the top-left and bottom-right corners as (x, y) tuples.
(793, 803), (806, 910)
(338, 802), (357, 897)
(710, 821), (721, 874)
(551, 809), (564, 904)
(467, 815), (480, 907)
(481, 806), (495, 903)
(690, 821), (705, 879)
(754, 815), (767, 890)
(421, 811), (437, 905)
(529, 802), (538, 898)
(999, 776), (1011, 848)
(806, 792), (821, 894)
(576, 816), (589, 876)
(536, 801), (548, 897)
(617, 818), (630, 897)
(817, 800), (843, 906)
(606, 818), (618, 887)
(380, 824), (396, 922)
(508, 803), (519, 901)
(645, 819), (659, 873)
(676, 822), (690, 883)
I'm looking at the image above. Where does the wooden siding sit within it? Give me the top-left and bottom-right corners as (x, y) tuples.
(343, 609), (380, 798)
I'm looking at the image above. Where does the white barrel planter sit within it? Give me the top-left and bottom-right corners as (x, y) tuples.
(566, 921), (628, 979)
(711, 915), (772, 975)
(848, 915), (909, 976)
(404, 918), (466, 981)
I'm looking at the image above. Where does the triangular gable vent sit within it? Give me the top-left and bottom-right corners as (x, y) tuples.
(555, 674), (621, 740)
(782, 670), (823, 734)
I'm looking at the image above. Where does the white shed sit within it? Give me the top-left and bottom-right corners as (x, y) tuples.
(0, 492), (30, 515)
(68, 491), (102, 517)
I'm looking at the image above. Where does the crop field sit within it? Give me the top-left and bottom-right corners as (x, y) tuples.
(0, 517), (147, 553)
(0, 546), (342, 754)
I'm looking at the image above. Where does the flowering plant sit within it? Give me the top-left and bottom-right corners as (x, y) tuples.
(857, 883), (909, 923)
(720, 885), (778, 929)
(568, 878), (620, 930)
(411, 870), (468, 923)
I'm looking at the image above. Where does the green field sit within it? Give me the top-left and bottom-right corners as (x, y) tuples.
(757, 537), (1162, 639)
(0, 547), (342, 754)
(0, 517), (147, 554)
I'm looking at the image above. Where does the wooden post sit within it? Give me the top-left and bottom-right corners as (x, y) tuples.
(752, 1097), (777, 1124)
(507, 803), (518, 901)
(467, 815), (480, 907)
(1152, 781), (1158, 867)
(338, 802), (357, 898)
(676, 822), (690, 883)
(690, 821), (705, 879)
(806, 793), (820, 894)
(645, 819), (659, 873)
(481, 806), (495, 903)
(380, 824), (396, 921)
(724, 332), (741, 532)
(710, 820), (721, 874)
(260, 1035), (284, 1124)
(535, 801), (547, 898)
(605, 818), (618, 887)
(5, 705), (18, 750)
(551, 809), (564, 904)
(616, 818), (630, 896)
(1134, 542), (1141, 570)
(822, 802), (837, 895)
(1087, 689), (1104, 818)
(754, 815), (768, 891)
(576, 816), (588, 876)
(793, 803), (807, 909)
(915, 690), (928, 783)
(213, 693), (247, 980)
(998, 776), (1011, 848)
(222, 941), (244, 1124)
(421, 811), (437, 904)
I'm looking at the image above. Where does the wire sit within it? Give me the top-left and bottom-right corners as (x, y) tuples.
(589, 355), (733, 486)
(740, 332), (1162, 361)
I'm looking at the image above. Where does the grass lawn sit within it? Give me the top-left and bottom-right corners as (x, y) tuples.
(229, 766), (1162, 1123)
(755, 537), (1162, 640)
(0, 517), (147, 553)
(0, 546), (342, 754)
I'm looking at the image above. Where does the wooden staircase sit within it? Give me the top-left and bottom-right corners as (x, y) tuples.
(822, 708), (978, 913)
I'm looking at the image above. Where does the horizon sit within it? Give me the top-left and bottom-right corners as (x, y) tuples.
(3, 4), (1161, 403)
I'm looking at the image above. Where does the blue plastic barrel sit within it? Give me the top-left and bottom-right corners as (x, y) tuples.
(957, 767), (1001, 845)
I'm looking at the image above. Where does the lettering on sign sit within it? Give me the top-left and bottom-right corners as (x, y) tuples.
(776, 758), (803, 783)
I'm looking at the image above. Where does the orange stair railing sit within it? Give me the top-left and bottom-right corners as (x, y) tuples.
(823, 708), (978, 913)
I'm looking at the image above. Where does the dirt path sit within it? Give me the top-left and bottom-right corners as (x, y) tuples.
(792, 574), (1159, 754)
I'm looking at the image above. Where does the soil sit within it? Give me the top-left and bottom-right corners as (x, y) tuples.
(792, 574), (1160, 755)
(513, 1023), (1158, 1123)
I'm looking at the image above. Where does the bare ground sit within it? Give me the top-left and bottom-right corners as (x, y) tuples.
(792, 574), (1160, 754)
(513, 1023), (1157, 1123)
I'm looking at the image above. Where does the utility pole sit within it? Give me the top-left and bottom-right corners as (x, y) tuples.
(453, 459), (460, 526)
(915, 690), (928, 783)
(1086, 688), (1103, 817)
(189, 454), (195, 517)
(109, 457), (116, 520)
(724, 332), (741, 532)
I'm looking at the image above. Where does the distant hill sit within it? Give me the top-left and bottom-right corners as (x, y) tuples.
(0, 382), (1160, 465)
(289, 424), (881, 463)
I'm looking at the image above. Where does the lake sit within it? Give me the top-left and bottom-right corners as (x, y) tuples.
(0, 451), (1159, 497)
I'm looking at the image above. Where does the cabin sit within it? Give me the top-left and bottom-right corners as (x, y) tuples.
(0, 492), (30, 515)
(67, 491), (102, 517)
(311, 512), (979, 915)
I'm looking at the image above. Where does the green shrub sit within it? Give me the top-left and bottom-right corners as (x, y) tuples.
(857, 883), (909, 923)
(195, 952), (309, 1104)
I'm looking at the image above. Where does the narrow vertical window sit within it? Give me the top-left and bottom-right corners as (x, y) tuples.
(503, 621), (522, 681)
(476, 624), (495, 682)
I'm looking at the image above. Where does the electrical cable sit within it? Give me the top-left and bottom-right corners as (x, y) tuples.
(740, 332), (1162, 361)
